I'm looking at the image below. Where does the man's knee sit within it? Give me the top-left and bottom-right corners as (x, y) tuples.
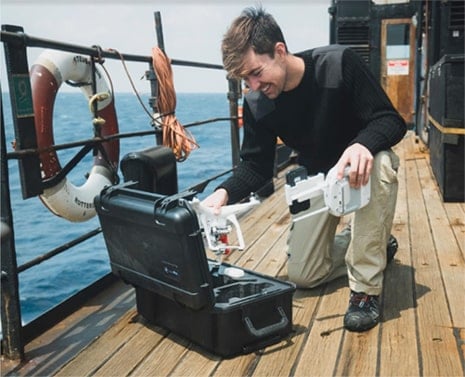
(288, 268), (323, 288)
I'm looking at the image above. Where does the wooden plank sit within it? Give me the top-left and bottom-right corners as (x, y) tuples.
(403, 132), (418, 161)
(21, 281), (135, 377)
(54, 310), (148, 376)
(418, 158), (465, 329)
(93, 321), (168, 376)
(293, 281), (349, 377)
(406, 158), (463, 376)
(170, 344), (220, 377)
(336, 328), (380, 376)
(403, 132), (428, 162)
(255, 218), (289, 276)
(129, 333), (191, 376)
(239, 211), (290, 274)
(211, 353), (258, 376)
(379, 137), (420, 376)
(444, 202), (465, 259)
(170, 345), (220, 377)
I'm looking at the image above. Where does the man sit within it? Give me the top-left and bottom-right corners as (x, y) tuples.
(203, 6), (406, 332)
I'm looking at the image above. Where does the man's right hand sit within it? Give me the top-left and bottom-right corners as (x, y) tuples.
(201, 188), (229, 215)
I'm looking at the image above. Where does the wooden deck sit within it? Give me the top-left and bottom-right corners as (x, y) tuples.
(3, 131), (464, 376)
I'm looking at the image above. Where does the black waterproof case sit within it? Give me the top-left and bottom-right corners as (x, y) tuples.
(95, 184), (296, 357)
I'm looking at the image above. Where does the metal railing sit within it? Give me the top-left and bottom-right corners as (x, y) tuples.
(1, 12), (242, 360)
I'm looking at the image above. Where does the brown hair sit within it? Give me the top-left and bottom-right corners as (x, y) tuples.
(221, 6), (287, 78)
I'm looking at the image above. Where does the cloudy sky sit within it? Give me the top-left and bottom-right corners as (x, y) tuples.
(2, 0), (331, 92)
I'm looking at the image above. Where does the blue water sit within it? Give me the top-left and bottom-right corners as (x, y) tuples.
(2, 91), (234, 324)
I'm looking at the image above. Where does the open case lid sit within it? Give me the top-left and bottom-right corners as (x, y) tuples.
(95, 183), (214, 310)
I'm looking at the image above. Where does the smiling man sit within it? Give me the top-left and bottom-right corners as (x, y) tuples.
(203, 6), (406, 332)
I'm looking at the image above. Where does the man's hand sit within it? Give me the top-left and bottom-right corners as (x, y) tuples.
(335, 143), (373, 188)
(201, 188), (229, 215)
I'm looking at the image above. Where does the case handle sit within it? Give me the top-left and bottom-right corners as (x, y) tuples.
(243, 306), (289, 338)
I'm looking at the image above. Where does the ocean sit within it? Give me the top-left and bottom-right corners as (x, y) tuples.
(2, 91), (234, 324)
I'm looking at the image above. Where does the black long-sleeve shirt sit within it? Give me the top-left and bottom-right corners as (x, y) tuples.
(219, 45), (407, 203)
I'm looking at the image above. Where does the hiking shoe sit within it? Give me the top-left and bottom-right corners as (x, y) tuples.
(387, 235), (398, 263)
(343, 291), (380, 332)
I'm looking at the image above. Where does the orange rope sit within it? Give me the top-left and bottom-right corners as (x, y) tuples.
(151, 47), (198, 161)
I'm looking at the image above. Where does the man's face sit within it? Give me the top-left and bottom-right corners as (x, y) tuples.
(240, 44), (287, 99)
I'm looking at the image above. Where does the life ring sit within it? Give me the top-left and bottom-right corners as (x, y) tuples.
(30, 49), (120, 222)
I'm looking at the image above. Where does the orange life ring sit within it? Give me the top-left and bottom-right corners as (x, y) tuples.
(30, 50), (119, 222)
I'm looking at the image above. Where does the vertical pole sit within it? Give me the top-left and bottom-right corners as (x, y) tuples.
(2, 25), (42, 199)
(154, 12), (165, 52)
(227, 77), (242, 167)
(1, 98), (25, 361)
(146, 11), (166, 145)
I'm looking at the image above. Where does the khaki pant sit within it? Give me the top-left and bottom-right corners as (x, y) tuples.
(287, 150), (400, 295)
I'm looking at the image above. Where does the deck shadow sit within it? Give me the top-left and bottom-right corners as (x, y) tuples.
(382, 262), (430, 323)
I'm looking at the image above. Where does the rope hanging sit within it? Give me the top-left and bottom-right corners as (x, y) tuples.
(151, 47), (198, 161)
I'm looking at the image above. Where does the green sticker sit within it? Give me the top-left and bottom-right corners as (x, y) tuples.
(12, 74), (34, 117)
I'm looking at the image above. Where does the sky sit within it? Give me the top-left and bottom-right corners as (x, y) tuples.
(1, 0), (331, 93)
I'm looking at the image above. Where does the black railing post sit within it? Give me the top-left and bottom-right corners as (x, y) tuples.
(227, 77), (242, 167)
(1, 98), (25, 361)
(2, 25), (42, 199)
(154, 12), (165, 53)
(147, 11), (166, 146)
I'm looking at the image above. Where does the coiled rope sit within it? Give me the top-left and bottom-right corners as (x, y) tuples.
(152, 47), (198, 161)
